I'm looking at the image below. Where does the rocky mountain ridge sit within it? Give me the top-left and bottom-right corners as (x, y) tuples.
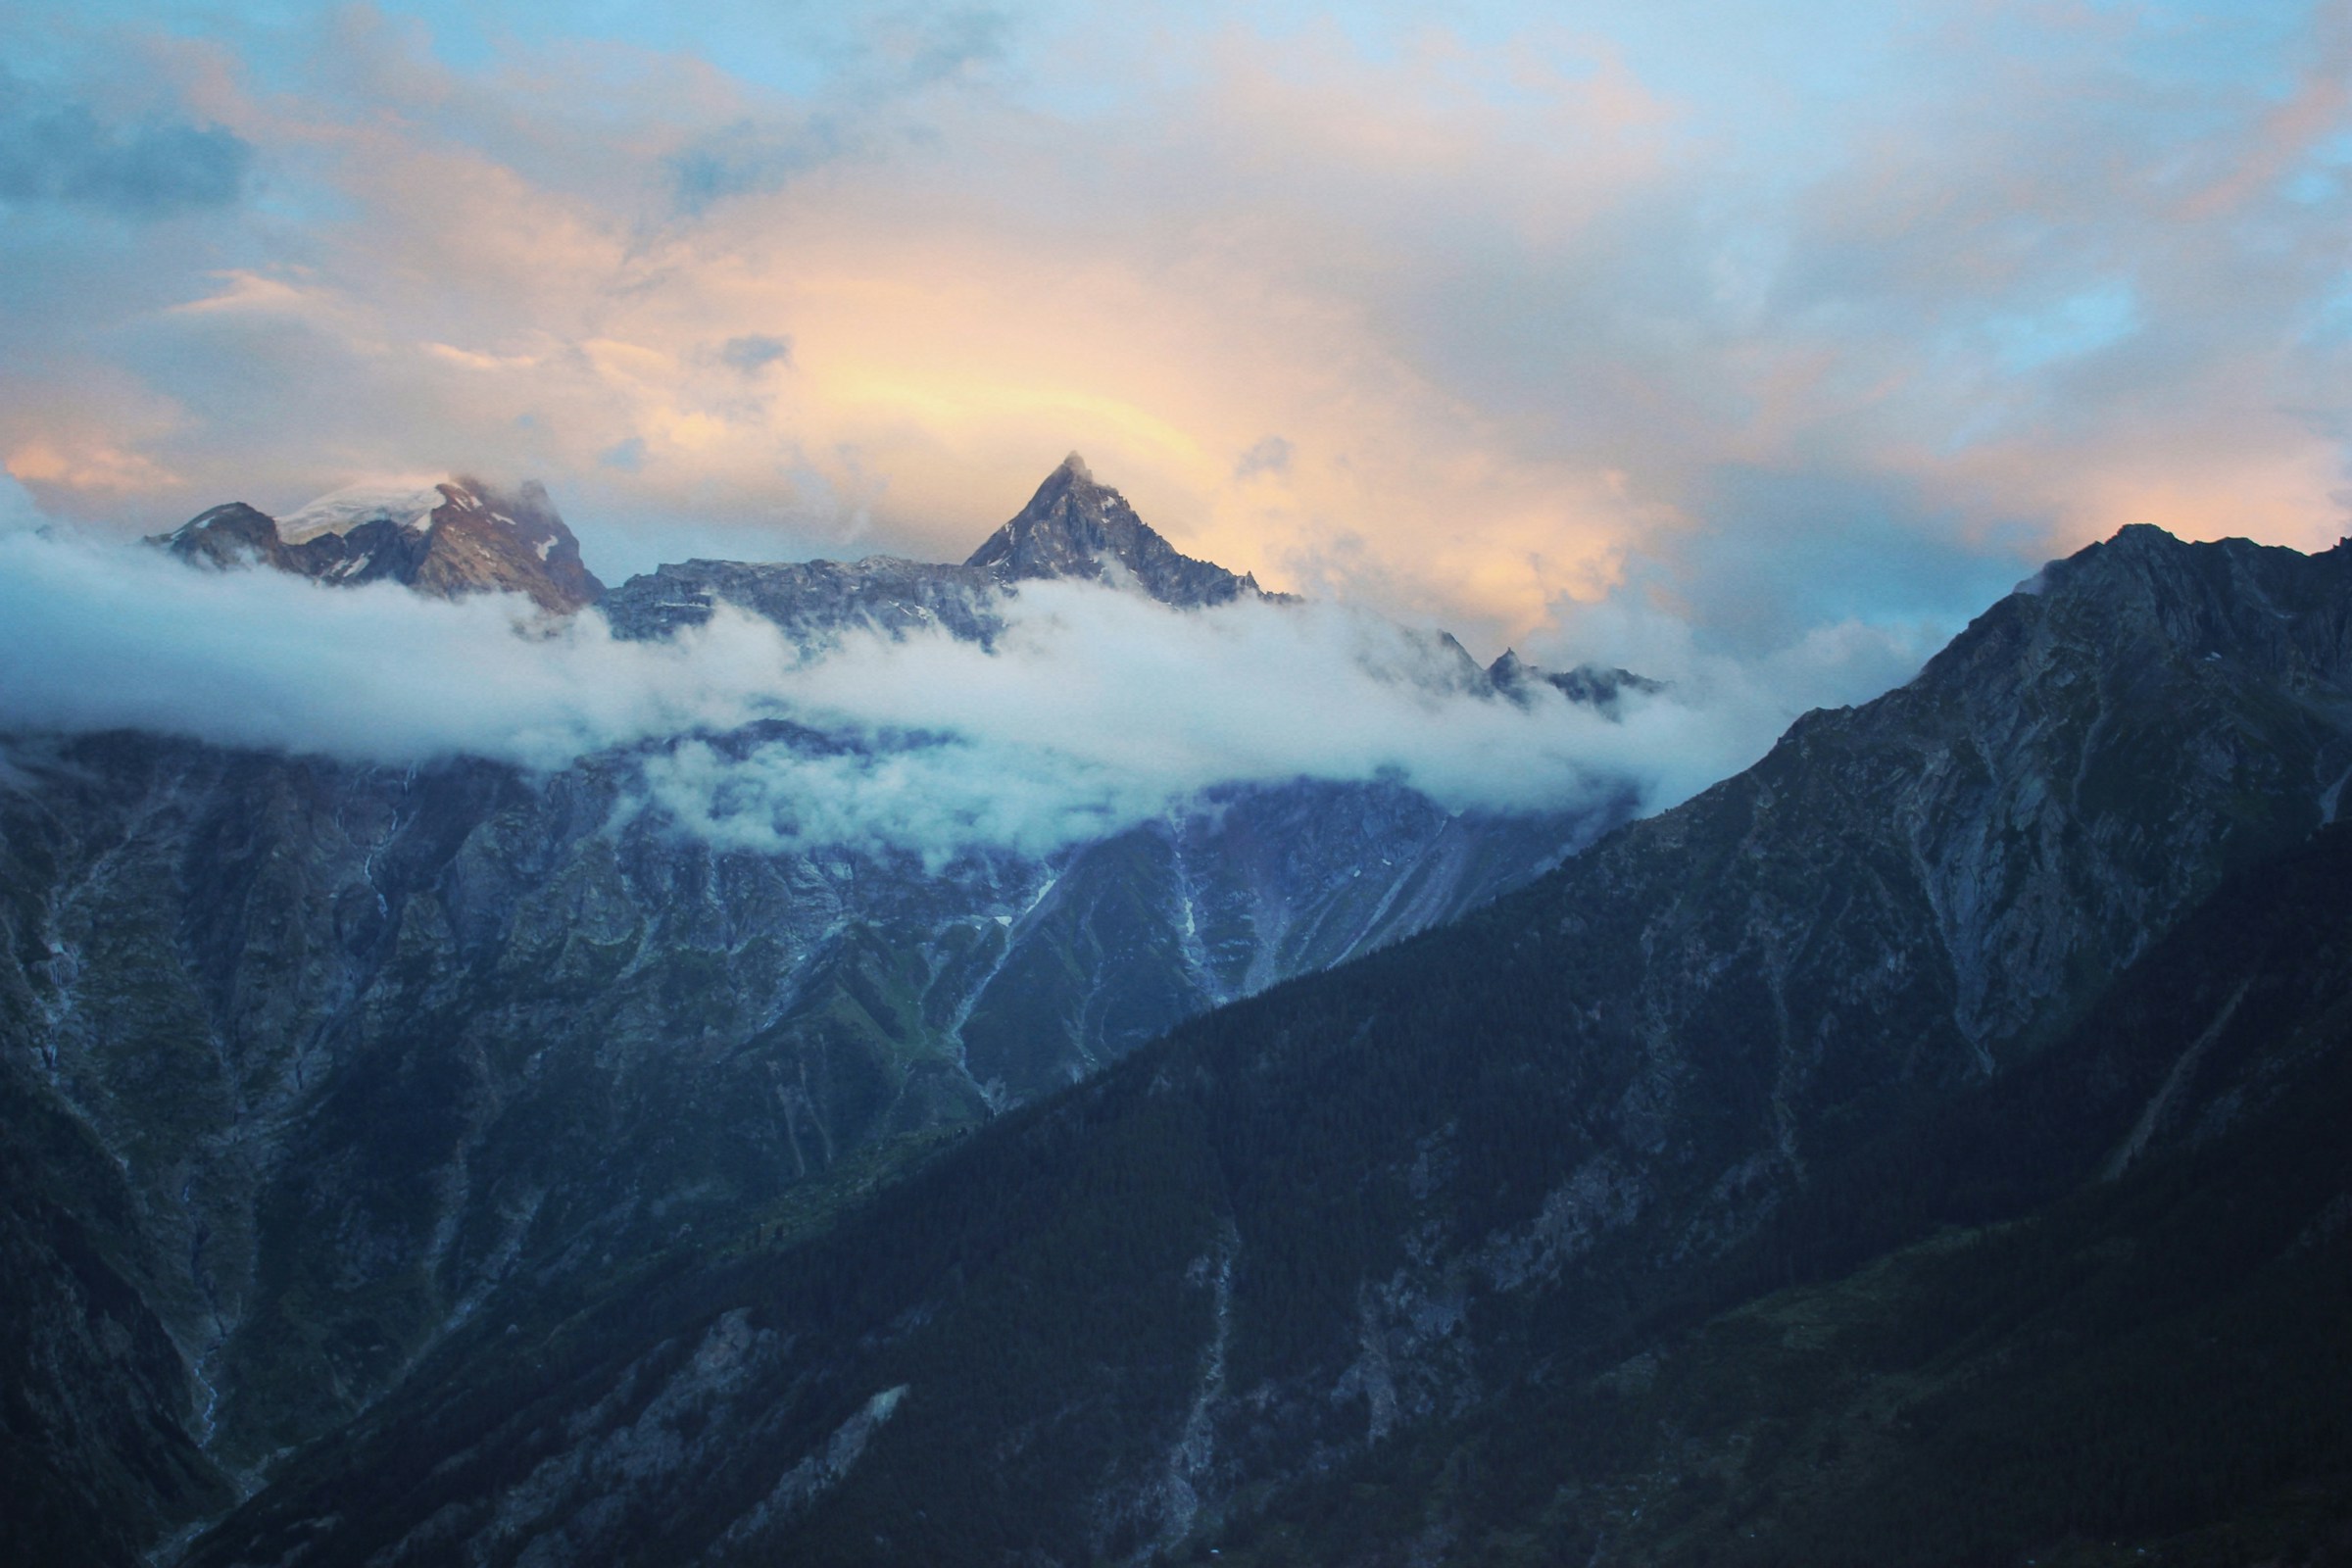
(1487, 647), (1663, 713)
(160, 456), (1645, 719)
(597, 452), (1280, 650)
(159, 477), (605, 614)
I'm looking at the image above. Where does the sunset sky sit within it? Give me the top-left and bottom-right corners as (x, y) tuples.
(4, 0), (2348, 673)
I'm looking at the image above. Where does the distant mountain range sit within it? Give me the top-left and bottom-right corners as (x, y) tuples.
(103, 517), (2352, 1567)
(597, 452), (1281, 647)
(8, 458), (1645, 1567)
(158, 453), (1637, 701)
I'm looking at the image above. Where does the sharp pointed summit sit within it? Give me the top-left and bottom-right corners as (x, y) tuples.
(964, 454), (1277, 609)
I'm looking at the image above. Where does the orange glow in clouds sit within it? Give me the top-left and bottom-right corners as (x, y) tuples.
(4, 8), (2347, 659)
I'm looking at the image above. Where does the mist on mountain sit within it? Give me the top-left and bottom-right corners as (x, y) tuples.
(0, 502), (1904, 863)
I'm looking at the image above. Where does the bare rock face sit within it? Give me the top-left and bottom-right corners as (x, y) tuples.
(405, 478), (604, 613)
(157, 478), (604, 614)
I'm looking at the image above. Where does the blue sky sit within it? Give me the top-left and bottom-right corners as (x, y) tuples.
(2, 0), (2346, 676)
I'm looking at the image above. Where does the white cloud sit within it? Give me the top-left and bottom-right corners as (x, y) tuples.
(0, 527), (792, 764)
(0, 471), (48, 535)
(0, 533), (1921, 862)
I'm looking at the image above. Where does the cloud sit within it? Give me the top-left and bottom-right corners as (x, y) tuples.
(1234, 435), (1292, 480)
(0, 528), (792, 765)
(0, 471), (49, 534)
(667, 116), (848, 212)
(719, 332), (794, 374)
(1599, 463), (2032, 662)
(0, 532), (1882, 864)
(0, 72), (252, 216)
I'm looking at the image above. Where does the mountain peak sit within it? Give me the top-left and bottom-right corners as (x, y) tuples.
(157, 475), (603, 613)
(964, 455), (1271, 610)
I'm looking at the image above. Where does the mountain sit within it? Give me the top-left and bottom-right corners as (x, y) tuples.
(966, 451), (1281, 607)
(600, 452), (1278, 648)
(157, 477), (605, 614)
(1488, 647), (1663, 713)
(3, 460), (1633, 1564)
(161, 524), (2352, 1566)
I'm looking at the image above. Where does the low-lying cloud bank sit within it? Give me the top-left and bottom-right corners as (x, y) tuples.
(0, 526), (1936, 860)
(0, 524), (789, 765)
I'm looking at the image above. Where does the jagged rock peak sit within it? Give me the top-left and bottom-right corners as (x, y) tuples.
(1487, 647), (1664, 712)
(156, 475), (604, 614)
(964, 455), (1275, 610)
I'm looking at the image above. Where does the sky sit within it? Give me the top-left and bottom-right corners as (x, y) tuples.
(2, 0), (2348, 680)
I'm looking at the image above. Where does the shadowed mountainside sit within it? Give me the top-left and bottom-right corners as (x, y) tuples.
(172, 525), (2352, 1565)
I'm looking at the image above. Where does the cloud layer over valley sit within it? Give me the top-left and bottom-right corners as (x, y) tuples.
(0, 520), (1914, 861)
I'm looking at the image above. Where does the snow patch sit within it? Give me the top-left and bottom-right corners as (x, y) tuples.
(278, 480), (448, 543)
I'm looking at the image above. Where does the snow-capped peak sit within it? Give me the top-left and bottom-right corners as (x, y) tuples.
(277, 480), (450, 545)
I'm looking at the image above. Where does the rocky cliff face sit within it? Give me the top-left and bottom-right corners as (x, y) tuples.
(7, 461), (1634, 1563)
(157, 525), (2352, 1567)
(159, 477), (604, 614)
(599, 554), (1004, 646)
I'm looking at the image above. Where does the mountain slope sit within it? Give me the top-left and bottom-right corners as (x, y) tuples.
(1221, 814), (2352, 1566)
(0, 735), (1612, 1507)
(176, 525), (2352, 1566)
